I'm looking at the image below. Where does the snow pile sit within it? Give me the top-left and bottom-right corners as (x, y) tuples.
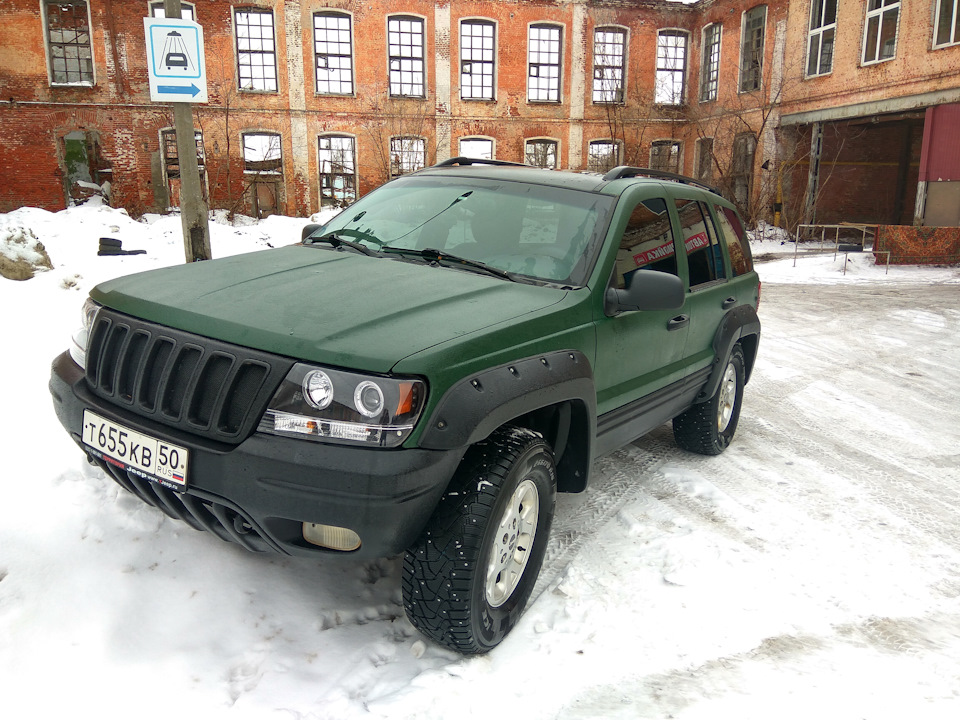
(0, 218), (53, 280)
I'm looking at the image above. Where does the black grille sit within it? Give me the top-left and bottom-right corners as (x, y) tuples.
(98, 459), (276, 553)
(85, 309), (294, 444)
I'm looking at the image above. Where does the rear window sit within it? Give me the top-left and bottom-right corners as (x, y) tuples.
(714, 205), (753, 276)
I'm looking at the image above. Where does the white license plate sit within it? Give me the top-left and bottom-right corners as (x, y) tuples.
(82, 410), (189, 491)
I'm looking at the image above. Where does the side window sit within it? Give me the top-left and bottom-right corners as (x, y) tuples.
(714, 205), (754, 276)
(614, 197), (678, 289)
(676, 199), (724, 287)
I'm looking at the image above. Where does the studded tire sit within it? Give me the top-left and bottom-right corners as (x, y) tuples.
(673, 344), (745, 456)
(402, 426), (557, 654)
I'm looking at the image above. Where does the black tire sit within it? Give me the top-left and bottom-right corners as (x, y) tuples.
(673, 344), (745, 456)
(402, 426), (557, 654)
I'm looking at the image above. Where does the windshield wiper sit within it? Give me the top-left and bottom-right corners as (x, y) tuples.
(381, 246), (516, 281)
(303, 231), (380, 256)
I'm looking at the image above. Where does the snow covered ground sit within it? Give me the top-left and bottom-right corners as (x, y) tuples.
(1, 202), (959, 719)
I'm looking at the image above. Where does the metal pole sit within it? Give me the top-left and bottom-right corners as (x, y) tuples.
(164, 0), (211, 262)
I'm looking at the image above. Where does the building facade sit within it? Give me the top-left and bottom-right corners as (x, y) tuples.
(1, 0), (959, 229)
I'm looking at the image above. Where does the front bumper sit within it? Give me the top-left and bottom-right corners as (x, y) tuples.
(50, 352), (465, 558)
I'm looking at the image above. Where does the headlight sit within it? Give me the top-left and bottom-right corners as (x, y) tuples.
(69, 297), (101, 369)
(258, 363), (426, 448)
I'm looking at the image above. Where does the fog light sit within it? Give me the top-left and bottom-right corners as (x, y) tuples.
(302, 522), (361, 551)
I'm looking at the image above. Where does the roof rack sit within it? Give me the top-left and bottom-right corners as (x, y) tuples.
(432, 157), (532, 169)
(602, 166), (720, 194)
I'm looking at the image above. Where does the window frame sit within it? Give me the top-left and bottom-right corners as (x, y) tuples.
(234, 7), (279, 93)
(650, 139), (682, 175)
(695, 137), (714, 182)
(593, 26), (628, 104)
(387, 15), (426, 98)
(806, 0), (837, 77)
(459, 136), (495, 160)
(934, 0), (960, 48)
(241, 131), (283, 175)
(587, 139), (621, 174)
(524, 138), (559, 169)
(313, 11), (354, 96)
(739, 5), (767, 93)
(43, 0), (95, 87)
(389, 135), (426, 178)
(527, 23), (564, 103)
(460, 18), (496, 101)
(317, 134), (357, 207)
(699, 23), (721, 103)
(149, 2), (195, 20)
(655, 29), (688, 106)
(861, 0), (900, 65)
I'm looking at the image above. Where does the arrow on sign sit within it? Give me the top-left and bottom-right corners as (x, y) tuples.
(157, 83), (202, 97)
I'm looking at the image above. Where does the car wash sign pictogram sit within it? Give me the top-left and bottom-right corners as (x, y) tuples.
(144, 17), (208, 103)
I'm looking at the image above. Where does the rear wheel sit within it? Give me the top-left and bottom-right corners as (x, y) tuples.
(673, 344), (745, 455)
(402, 427), (557, 654)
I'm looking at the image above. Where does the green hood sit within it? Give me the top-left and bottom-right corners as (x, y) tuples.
(91, 245), (567, 372)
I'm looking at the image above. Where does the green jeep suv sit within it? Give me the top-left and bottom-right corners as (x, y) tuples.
(50, 159), (760, 653)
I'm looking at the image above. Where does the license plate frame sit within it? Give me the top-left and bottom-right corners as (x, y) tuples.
(81, 410), (189, 491)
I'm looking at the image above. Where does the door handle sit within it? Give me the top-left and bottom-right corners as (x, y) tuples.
(668, 314), (689, 331)
(722, 297), (737, 310)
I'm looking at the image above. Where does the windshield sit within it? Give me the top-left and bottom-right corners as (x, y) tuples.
(316, 176), (614, 286)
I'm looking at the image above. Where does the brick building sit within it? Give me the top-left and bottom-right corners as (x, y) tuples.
(1, 0), (959, 230)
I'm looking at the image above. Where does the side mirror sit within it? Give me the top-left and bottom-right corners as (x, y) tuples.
(301, 223), (324, 242)
(605, 270), (684, 315)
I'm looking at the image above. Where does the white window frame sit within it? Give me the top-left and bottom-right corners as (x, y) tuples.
(524, 138), (559, 169)
(699, 23), (721, 102)
(527, 23), (563, 103)
(42, 0), (95, 87)
(934, 0), (960, 48)
(149, 2), (195, 20)
(460, 18), (496, 101)
(593, 26), (628, 104)
(459, 137), (495, 160)
(388, 15), (426, 98)
(314, 11), (354, 96)
(806, 0), (837, 77)
(587, 140), (621, 174)
(861, 0), (900, 65)
(234, 8), (278, 92)
(739, 5), (767, 93)
(318, 134), (357, 207)
(655, 29), (688, 106)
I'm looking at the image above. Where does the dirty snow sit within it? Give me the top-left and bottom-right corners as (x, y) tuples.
(1, 202), (959, 719)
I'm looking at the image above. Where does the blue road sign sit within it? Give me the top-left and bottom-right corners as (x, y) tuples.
(144, 18), (208, 103)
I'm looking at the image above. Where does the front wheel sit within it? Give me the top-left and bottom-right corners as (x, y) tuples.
(673, 344), (745, 456)
(402, 427), (557, 654)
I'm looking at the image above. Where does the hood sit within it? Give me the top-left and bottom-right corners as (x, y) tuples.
(91, 245), (568, 372)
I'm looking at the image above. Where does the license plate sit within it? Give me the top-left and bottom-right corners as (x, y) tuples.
(82, 410), (189, 491)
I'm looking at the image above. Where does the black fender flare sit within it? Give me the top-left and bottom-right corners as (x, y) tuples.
(695, 304), (761, 403)
(418, 349), (596, 453)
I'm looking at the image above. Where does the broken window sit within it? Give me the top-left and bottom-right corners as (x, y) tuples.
(390, 136), (425, 178)
(650, 140), (682, 174)
(740, 6), (766, 92)
(388, 16), (425, 98)
(461, 20), (495, 101)
(695, 137), (714, 182)
(731, 132), (757, 213)
(587, 140), (619, 174)
(44, 0), (94, 85)
(525, 139), (558, 169)
(149, 2), (194, 20)
(935, 0), (960, 47)
(593, 27), (626, 104)
(655, 30), (687, 105)
(807, 0), (837, 76)
(235, 8), (278, 92)
(528, 24), (562, 103)
(242, 133), (282, 174)
(161, 128), (205, 206)
(318, 135), (356, 207)
(700, 24), (721, 103)
(862, 0), (900, 64)
(314, 12), (353, 95)
(459, 137), (494, 160)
